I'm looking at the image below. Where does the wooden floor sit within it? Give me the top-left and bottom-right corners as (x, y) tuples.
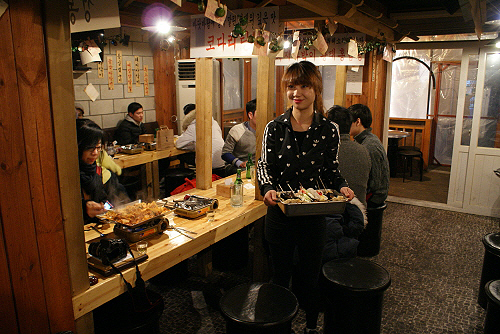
(389, 165), (451, 204)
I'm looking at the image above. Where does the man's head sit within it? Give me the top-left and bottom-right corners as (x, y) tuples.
(327, 105), (351, 135)
(183, 103), (196, 115)
(127, 102), (144, 123)
(246, 99), (257, 129)
(347, 104), (372, 137)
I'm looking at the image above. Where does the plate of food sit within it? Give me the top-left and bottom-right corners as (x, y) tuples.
(98, 200), (170, 227)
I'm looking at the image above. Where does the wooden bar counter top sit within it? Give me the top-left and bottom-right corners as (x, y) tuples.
(72, 176), (266, 320)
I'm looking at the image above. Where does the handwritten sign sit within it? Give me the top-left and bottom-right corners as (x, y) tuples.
(97, 62), (104, 78)
(275, 33), (365, 66)
(107, 56), (114, 90)
(126, 61), (133, 93)
(134, 56), (140, 86)
(190, 7), (279, 58)
(144, 65), (149, 96)
(69, 0), (120, 33)
(116, 51), (123, 83)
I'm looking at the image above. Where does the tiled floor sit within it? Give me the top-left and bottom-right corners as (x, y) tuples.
(138, 201), (499, 334)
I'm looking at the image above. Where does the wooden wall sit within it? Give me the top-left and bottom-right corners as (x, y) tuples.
(0, 1), (75, 333)
(346, 51), (388, 140)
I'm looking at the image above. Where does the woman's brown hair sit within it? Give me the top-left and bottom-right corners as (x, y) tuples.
(281, 61), (324, 114)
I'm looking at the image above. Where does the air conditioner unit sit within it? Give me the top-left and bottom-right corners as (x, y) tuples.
(175, 59), (221, 133)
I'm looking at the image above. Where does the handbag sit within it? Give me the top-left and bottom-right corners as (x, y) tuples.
(93, 242), (164, 334)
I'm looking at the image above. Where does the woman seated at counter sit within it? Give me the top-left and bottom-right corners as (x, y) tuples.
(77, 119), (127, 223)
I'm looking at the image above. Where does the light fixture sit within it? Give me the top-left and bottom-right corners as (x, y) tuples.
(142, 23), (187, 34)
(167, 35), (176, 43)
(486, 34), (500, 48)
(283, 40), (291, 49)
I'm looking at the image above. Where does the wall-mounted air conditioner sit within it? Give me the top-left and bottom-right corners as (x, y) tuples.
(175, 59), (221, 133)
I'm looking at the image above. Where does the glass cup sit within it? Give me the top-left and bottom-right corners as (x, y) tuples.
(207, 210), (216, 222)
(250, 166), (256, 181)
(136, 241), (148, 255)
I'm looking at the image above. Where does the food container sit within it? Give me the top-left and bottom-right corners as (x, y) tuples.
(173, 195), (218, 219)
(277, 190), (347, 217)
(120, 144), (144, 155)
(139, 134), (154, 143)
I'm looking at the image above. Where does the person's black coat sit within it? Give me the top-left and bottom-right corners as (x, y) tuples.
(323, 199), (366, 262)
(114, 119), (145, 145)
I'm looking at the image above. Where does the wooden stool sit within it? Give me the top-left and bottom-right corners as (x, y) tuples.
(398, 150), (423, 182)
(478, 233), (500, 308)
(484, 280), (500, 334)
(322, 258), (391, 334)
(219, 283), (298, 334)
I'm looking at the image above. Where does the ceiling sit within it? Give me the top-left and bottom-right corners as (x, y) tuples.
(118, 0), (500, 42)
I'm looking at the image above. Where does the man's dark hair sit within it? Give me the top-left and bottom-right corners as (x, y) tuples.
(347, 104), (372, 128)
(127, 102), (143, 115)
(246, 99), (256, 117)
(183, 103), (196, 115)
(327, 105), (351, 134)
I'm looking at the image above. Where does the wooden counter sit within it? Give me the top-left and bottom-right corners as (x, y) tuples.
(72, 177), (266, 320)
(113, 146), (192, 198)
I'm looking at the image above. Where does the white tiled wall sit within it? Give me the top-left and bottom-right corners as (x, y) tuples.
(73, 27), (156, 129)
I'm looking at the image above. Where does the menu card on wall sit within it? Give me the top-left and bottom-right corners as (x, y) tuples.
(144, 65), (149, 96)
(126, 61), (133, 93)
(116, 51), (123, 83)
(97, 62), (104, 78)
(134, 56), (140, 86)
(107, 56), (114, 90)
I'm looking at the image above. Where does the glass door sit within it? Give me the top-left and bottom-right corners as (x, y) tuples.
(449, 47), (500, 217)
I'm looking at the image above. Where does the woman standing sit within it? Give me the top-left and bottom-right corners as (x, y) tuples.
(257, 61), (354, 334)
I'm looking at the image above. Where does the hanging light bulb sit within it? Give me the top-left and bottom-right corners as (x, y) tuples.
(167, 35), (176, 43)
(283, 40), (291, 49)
(155, 20), (171, 34)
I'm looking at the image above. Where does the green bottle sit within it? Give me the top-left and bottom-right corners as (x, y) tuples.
(246, 153), (253, 179)
(231, 169), (244, 207)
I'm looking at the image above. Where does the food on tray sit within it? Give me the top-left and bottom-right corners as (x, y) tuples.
(101, 201), (169, 226)
(278, 187), (346, 204)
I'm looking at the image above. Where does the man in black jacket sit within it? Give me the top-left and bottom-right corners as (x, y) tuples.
(115, 102), (146, 145)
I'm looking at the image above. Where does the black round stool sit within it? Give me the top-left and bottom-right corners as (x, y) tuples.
(484, 280), (500, 334)
(322, 258), (391, 334)
(219, 282), (299, 334)
(357, 203), (387, 257)
(478, 232), (500, 308)
(161, 167), (195, 196)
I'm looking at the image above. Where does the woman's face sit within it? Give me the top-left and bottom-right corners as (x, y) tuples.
(81, 141), (102, 165)
(286, 84), (316, 112)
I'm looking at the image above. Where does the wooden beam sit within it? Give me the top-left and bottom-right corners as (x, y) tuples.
(195, 58), (214, 190)
(334, 65), (347, 107)
(255, 56), (275, 199)
(286, 0), (339, 17)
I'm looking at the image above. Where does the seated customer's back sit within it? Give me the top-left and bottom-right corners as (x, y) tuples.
(327, 105), (371, 207)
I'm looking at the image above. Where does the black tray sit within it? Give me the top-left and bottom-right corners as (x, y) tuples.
(277, 199), (347, 217)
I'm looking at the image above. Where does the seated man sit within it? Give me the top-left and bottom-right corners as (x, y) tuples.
(348, 103), (390, 208)
(327, 105), (371, 207)
(222, 99), (257, 176)
(175, 104), (226, 177)
(114, 102), (146, 145)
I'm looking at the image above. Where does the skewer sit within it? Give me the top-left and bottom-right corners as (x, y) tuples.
(286, 182), (295, 192)
(318, 176), (330, 192)
(278, 184), (285, 193)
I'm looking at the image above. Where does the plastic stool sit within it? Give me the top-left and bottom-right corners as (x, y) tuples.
(220, 282), (299, 334)
(322, 258), (391, 334)
(398, 150), (423, 182)
(484, 280), (500, 334)
(161, 167), (195, 196)
(478, 233), (500, 308)
(357, 203), (387, 257)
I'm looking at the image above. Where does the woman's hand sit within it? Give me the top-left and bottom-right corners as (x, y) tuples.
(263, 189), (278, 206)
(86, 201), (105, 218)
(340, 187), (355, 201)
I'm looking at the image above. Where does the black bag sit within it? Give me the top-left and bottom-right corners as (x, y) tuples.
(93, 243), (164, 334)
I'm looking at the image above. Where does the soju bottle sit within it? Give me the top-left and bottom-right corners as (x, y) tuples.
(231, 169), (244, 207)
(246, 153), (253, 179)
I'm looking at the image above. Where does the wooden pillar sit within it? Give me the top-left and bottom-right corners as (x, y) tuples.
(152, 38), (177, 131)
(255, 55), (275, 199)
(334, 65), (348, 107)
(195, 58), (214, 189)
(0, 0), (75, 332)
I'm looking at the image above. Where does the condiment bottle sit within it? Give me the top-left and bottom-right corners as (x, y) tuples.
(231, 169), (244, 207)
(246, 153), (253, 179)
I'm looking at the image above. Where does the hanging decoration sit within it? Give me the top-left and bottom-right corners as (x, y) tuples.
(356, 37), (395, 55)
(231, 15), (248, 38)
